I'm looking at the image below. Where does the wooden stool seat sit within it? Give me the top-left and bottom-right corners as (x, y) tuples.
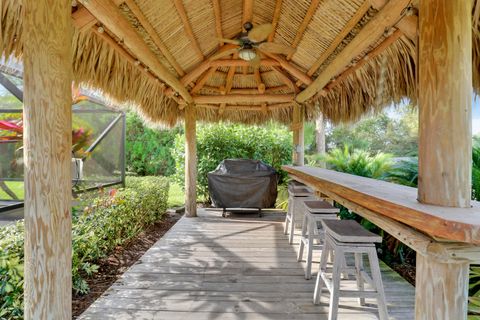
(303, 200), (339, 214)
(314, 219), (388, 320)
(298, 200), (339, 279)
(288, 180), (306, 189)
(284, 184), (314, 244)
(322, 219), (382, 243)
(288, 187), (312, 197)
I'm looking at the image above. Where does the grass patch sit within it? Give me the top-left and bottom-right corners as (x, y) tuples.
(0, 181), (24, 200)
(168, 182), (184, 208)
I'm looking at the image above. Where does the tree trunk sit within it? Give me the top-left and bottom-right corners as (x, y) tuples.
(184, 104), (197, 217)
(292, 104), (305, 166)
(416, 0), (472, 319)
(23, 0), (73, 318)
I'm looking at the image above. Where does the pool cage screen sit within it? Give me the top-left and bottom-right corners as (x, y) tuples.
(0, 69), (126, 213)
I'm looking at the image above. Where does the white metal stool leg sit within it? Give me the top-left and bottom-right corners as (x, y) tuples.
(305, 217), (315, 279)
(367, 249), (389, 320)
(354, 252), (366, 306)
(328, 248), (343, 320)
(313, 236), (331, 304)
(284, 195), (292, 235)
(297, 213), (308, 262)
(288, 213), (296, 244)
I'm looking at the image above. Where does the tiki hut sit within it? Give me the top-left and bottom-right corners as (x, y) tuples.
(1, 0), (480, 318)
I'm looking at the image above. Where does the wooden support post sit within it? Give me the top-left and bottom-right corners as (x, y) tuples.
(184, 104), (197, 217)
(415, 256), (469, 320)
(416, 1), (472, 319)
(292, 104), (304, 166)
(23, 0), (72, 318)
(418, 0), (472, 208)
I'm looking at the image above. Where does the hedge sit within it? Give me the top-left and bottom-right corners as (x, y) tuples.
(173, 122), (292, 199)
(0, 176), (169, 319)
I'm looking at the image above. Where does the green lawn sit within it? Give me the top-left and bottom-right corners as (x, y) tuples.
(0, 181), (24, 200)
(168, 182), (184, 208)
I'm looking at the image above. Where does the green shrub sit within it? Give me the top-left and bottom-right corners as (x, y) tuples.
(0, 176), (169, 319)
(126, 112), (181, 176)
(172, 122), (292, 200)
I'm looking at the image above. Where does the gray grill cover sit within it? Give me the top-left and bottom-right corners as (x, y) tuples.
(208, 159), (278, 209)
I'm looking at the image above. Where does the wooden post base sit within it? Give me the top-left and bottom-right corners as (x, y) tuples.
(415, 254), (469, 320)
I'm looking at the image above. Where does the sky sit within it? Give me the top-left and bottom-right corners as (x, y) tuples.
(473, 98), (480, 135)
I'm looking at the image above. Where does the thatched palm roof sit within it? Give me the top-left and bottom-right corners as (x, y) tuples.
(1, 0), (480, 126)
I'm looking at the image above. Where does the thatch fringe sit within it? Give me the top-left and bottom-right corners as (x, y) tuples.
(72, 30), (180, 127)
(307, 36), (417, 124)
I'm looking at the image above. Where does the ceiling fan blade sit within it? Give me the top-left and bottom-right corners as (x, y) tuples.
(258, 42), (296, 56)
(218, 38), (242, 45)
(248, 23), (273, 42)
(209, 47), (239, 61)
(249, 53), (261, 69)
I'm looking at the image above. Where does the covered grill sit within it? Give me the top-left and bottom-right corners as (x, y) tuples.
(208, 159), (278, 215)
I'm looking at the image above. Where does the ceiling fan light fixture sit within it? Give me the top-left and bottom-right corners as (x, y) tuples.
(239, 49), (256, 61)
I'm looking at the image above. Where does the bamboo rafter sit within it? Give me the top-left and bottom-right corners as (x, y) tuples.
(124, 0), (185, 76)
(173, 0), (204, 60)
(286, 0), (321, 60)
(268, 0), (283, 42)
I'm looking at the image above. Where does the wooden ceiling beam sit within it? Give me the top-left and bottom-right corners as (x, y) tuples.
(124, 0), (185, 76)
(210, 59), (279, 67)
(225, 52), (238, 93)
(272, 66), (299, 93)
(79, 0), (193, 103)
(296, 0), (411, 102)
(198, 102), (292, 111)
(254, 68), (266, 93)
(268, 0), (283, 42)
(211, 0), (223, 45)
(286, 0), (321, 60)
(190, 67), (217, 94)
(72, 0), (124, 31)
(305, 1), (371, 80)
(202, 85), (291, 94)
(242, 0), (254, 29)
(164, 45), (240, 96)
(320, 29), (403, 96)
(370, 0), (418, 41)
(173, 0), (204, 61)
(193, 94), (294, 104)
(263, 52), (312, 85)
(225, 65), (236, 93)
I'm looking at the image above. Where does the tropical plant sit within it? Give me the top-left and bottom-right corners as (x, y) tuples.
(321, 145), (393, 179)
(388, 157), (419, 187)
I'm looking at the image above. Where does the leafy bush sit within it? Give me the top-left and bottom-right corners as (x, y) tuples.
(321, 145), (393, 179)
(0, 176), (169, 319)
(126, 112), (181, 176)
(172, 122), (292, 200)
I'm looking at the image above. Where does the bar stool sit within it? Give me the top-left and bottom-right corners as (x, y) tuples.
(297, 200), (339, 279)
(314, 219), (388, 320)
(284, 186), (313, 244)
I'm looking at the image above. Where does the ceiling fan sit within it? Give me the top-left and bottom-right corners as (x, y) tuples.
(210, 22), (296, 67)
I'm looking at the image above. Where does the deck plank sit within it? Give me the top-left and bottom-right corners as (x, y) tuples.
(78, 209), (414, 320)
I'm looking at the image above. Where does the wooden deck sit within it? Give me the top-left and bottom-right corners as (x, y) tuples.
(78, 209), (415, 320)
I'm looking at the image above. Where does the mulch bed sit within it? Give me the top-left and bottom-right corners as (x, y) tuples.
(72, 214), (181, 318)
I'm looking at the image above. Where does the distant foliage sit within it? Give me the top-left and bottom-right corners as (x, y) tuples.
(0, 176), (169, 319)
(326, 109), (418, 157)
(172, 123), (292, 200)
(126, 112), (181, 176)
